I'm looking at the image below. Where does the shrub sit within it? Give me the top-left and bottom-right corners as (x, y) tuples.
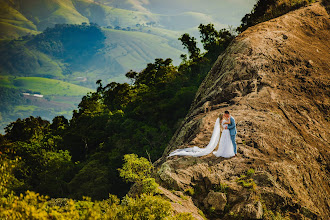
(172, 212), (195, 220)
(141, 178), (159, 194)
(0, 153), (192, 220)
(119, 194), (172, 220)
(0, 154), (22, 197)
(247, 168), (255, 177)
(213, 183), (228, 193)
(236, 175), (257, 190)
(185, 187), (195, 196)
(118, 154), (153, 183)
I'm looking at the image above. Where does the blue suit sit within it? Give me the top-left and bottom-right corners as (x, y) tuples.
(227, 116), (237, 154)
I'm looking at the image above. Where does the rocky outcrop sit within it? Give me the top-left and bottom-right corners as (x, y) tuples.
(154, 2), (330, 219)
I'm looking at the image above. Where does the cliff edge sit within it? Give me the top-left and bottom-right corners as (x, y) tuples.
(154, 2), (330, 219)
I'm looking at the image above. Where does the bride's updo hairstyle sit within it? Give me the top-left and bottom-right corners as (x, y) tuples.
(218, 113), (223, 119)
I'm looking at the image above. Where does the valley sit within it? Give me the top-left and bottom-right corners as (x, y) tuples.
(0, 0), (254, 132)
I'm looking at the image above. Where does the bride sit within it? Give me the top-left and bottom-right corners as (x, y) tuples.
(168, 113), (235, 158)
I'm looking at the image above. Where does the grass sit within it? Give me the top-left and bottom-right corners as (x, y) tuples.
(13, 105), (38, 113)
(0, 76), (13, 88)
(73, 0), (157, 27)
(213, 183), (228, 194)
(198, 208), (207, 220)
(184, 188), (195, 196)
(102, 28), (183, 69)
(0, 22), (39, 39)
(21, 0), (88, 30)
(0, 75), (92, 133)
(236, 175), (257, 190)
(247, 168), (255, 177)
(12, 77), (93, 96)
(262, 203), (291, 220)
(0, 0), (37, 32)
(179, 194), (188, 200)
(0, 76), (93, 97)
(236, 168), (257, 190)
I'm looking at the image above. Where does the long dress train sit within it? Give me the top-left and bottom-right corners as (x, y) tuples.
(168, 118), (221, 157)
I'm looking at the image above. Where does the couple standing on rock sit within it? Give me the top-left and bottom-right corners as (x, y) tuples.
(169, 110), (237, 158)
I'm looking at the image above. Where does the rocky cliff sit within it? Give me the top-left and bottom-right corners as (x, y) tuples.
(153, 2), (330, 219)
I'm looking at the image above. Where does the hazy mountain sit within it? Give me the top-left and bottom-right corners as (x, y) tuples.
(97, 0), (256, 29)
(0, 0), (256, 39)
(0, 0), (255, 132)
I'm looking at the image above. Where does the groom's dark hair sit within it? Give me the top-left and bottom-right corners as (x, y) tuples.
(224, 110), (230, 114)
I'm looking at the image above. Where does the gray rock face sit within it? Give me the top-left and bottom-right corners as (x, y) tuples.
(203, 191), (227, 211)
(155, 2), (330, 219)
(231, 201), (263, 219)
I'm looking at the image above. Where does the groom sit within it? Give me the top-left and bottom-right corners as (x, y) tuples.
(224, 111), (237, 156)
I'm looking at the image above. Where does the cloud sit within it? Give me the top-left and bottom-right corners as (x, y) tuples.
(127, 0), (151, 14)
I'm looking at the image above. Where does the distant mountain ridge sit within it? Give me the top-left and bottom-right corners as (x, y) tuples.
(0, 0), (254, 132)
(0, 0), (256, 40)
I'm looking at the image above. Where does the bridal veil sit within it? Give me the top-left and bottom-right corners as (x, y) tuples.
(168, 117), (221, 157)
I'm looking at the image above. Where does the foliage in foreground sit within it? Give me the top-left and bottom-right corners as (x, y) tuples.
(0, 153), (192, 219)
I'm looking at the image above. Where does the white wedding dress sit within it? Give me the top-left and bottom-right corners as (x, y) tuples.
(213, 119), (235, 158)
(168, 118), (235, 158)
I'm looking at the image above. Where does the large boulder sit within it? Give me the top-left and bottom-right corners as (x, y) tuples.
(203, 190), (227, 211)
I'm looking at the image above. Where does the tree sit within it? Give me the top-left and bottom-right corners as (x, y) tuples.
(198, 24), (234, 61)
(178, 33), (200, 60)
(4, 116), (50, 142)
(118, 154), (153, 183)
(199, 23), (219, 51)
(50, 116), (68, 132)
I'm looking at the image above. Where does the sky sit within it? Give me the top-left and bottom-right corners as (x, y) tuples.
(102, 0), (256, 27)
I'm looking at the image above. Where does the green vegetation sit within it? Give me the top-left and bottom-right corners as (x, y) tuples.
(101, 28), (183, 71)
(236, 169), (257, 190)
(247, 168), (255, 177)
(0, 152), (193, 219)
(213, 183), (229, 194)
(119, 154), (160, 195)
(0, 76), (93, 133)
(11, 77), (93, 96)
(185, 187), (195, 196)
(17, 0), (89, 31)
(30, 23), (105, 63)
(0, 0), (39, 39)
(237, 0), (315, 32)
(73, 0), (156, 28)
(262, 203), (291, 220)
(0, 23), (183, 87)
(198, 208), (207, 220)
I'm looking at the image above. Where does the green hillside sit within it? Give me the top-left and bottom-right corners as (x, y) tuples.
(72, 0), (157, 27)
(0, 23), (183, 86)
(0, 0), (232, 134)
(0, 23), (183, 132)
(11, 77), (93, 96)
(17, 0), (89, 30)
(0, 0), (39, 39)
(0, 75), (93, 133)
(0, 0), (158, 39)
(102, 28), (182, 69)
(0, 40), (63, 78)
